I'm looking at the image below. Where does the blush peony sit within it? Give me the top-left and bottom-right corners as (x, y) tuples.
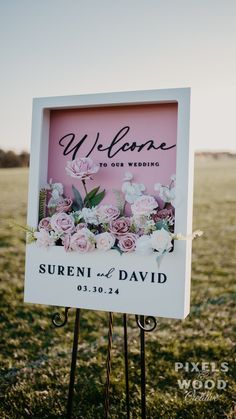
(65, 157), (99, 180)
(131, 195), (158, 216)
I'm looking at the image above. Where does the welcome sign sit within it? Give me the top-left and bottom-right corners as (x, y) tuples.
(24, 88), (193, 319)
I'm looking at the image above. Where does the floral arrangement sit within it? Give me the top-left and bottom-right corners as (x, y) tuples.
(25, 157), (202, 264)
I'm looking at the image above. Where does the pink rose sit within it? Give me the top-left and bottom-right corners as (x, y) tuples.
(70, 229), (95, 253)
(38, 217), (52, 231)
(56, 198), (73, 213)
(96, 205), (120, 223)
(118, 233), (137, 252)
(131, 195), (158, 216)
(50, 212), (75, 234)
(96, 232), (115, 251)
(76, 223), (88, 231)
(65, 157), (99, 180)
(109, 217), (131, 236)
(62, 234), (72, 252)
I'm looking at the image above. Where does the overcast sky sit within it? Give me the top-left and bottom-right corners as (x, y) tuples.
(0, 0), (235, 152)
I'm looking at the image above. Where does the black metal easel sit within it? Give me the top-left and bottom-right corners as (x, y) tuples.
(52, 308), (157, 419)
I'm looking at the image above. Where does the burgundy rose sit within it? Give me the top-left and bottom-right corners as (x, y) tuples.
(109, 217), (131, 236)
(118, 233), (137, 252)
(165, 203), (175, 214)
(152, 208), (174, 223)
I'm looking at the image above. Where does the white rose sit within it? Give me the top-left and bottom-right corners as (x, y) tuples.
(96, 232), (115, 251)
(150, 228), (173, 252)
(135, 235), (153, 255)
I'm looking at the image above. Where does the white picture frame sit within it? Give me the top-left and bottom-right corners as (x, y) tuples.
(24, 88), (193, 319)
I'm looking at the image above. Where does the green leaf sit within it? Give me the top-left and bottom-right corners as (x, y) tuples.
(39, 188), (47, 220)
(72, 185), (83, 210)
(84, 186), (100, 205)
(89, 190), (105, 207)
(26, 232), (37, 244)
(72, 203), (80, 212)
(155, 220), (169, 231)
(10, 221), (36, 234)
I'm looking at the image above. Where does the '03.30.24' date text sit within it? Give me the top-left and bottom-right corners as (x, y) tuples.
(77, 285), (119, 295)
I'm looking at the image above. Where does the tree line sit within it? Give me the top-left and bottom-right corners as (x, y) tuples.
(0, 149), (29, 168)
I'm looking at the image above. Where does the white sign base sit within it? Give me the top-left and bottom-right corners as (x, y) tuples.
(24, 242), (191, 319)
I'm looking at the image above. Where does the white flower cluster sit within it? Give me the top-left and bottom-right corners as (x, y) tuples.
(121, 172), (146, 204)
(76, 204), (121, 226)
(47, 181), (64, 208)
(78, 207), (99, 225)
(154, 175), (176, 207)
(135, 228), (173, 256)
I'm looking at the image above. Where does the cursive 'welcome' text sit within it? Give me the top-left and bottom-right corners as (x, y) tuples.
(58, 126), (176, 160)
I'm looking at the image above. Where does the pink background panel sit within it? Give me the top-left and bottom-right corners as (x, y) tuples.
(48, 103), (178, 207)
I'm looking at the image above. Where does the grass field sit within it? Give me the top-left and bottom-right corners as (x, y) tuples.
(0, 158), (235, 419)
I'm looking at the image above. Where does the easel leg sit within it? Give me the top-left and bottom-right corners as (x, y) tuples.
(105, 312), (114, 419)
(67, 308), (81, 419)
(123, 314), (130, 419)
(140, 315), (146, 419)
(135, 315), (157, 419)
